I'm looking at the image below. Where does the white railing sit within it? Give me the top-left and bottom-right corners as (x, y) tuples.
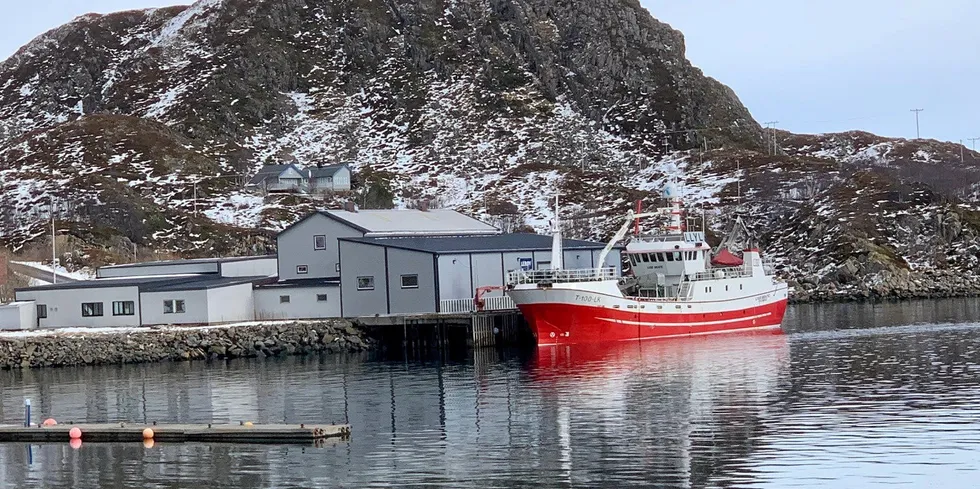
(507, 268), (617, 286)
(686, 268), (753, 282)
(482, 295), (516, 311)
(438, 296), (518, 314)
(440, 299), (473, 314)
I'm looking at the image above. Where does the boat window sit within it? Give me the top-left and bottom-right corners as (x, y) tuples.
(639, 253), (647, 263)
(673, 251), (681, 261)
(665, 252), (674, 262)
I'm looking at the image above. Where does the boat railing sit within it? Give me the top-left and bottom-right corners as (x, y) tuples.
(507, 268), (617, 286)
(685, 267), (753, 282)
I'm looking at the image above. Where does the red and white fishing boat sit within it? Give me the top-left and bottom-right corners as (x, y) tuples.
(506, 184), (788, 346)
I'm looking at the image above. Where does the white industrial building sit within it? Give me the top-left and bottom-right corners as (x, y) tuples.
(8, 256), (277, 330)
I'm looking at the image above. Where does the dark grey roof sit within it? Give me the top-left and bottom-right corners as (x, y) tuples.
(254, 277), (340, 289)
(306, 163), (348, 179)
(246, 164), (304, 186)
(17, 275), (267, 293)
(140, 276), (267, 292)
(17, 276), (186, 292)
(99, 255), (275, 271)
(338, 234), (615, 254)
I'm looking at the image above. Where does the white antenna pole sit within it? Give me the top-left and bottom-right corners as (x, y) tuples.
(736, 160), (741, 208)
(51, 196), (56, 284)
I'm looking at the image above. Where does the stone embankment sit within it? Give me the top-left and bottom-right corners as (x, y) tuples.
(788, 268), (980, 304)
(0, 320), (373, 369)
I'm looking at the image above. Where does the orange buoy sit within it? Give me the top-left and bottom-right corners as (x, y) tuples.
(142, 428), (154, 440)
(69, 438), (82, 450)
(69, 427), (82, 440)
(42, 418), (57, 427)
(143, 439), (155, 449)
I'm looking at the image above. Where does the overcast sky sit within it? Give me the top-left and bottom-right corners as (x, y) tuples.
(1, 0), (977, 144)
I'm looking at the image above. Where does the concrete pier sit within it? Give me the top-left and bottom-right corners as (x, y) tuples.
(0, 423), (350, 444)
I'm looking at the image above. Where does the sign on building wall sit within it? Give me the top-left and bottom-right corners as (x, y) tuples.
(519, 258), (533, 271)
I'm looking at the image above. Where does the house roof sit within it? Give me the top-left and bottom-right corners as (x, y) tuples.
(338, 233), (615, 254)
(254, 277), (341, 289)
(321, 209), (499, 236)
(16, 275), (267, 293)
(98, 255), (275, 271)
(306, 163), (348, 179)
(246, 164), (304, 186)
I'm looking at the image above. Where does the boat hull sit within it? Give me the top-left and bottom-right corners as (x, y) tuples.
(513, 292), (788, 346)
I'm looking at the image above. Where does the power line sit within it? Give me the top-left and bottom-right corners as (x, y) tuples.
(910, 108), (924, 139)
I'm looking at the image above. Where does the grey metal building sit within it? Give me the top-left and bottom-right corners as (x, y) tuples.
(337, 234), (620, 317)
(275, 209), (500, 282)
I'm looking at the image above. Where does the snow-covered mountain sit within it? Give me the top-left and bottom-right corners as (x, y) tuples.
(3, 0), (980, 300)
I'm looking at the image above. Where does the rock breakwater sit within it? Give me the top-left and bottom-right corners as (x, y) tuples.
(0, 320), (373, 369)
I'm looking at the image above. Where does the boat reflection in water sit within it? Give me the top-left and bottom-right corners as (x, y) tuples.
(524, 333), (790, 487)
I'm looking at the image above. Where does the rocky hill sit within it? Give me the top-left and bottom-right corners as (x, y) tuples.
(2, 0), (980, 301)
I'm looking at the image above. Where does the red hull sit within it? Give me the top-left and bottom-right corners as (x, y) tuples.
(518, 299), (788, 346)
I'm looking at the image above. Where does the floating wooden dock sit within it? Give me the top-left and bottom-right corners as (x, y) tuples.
(0, 423), (350, 444)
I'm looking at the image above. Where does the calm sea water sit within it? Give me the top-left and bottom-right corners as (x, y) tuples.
(3, 299), (980, 488)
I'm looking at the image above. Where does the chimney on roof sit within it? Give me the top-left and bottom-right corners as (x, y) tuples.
(344, 201), (356, 212)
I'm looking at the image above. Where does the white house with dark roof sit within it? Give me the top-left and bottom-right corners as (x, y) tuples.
(246, 164), (307, 193)
(246, 163), (351, 194)
(306, 163), (351, 192)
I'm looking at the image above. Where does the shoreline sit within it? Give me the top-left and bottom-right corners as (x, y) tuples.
(0, 320), (374, 370)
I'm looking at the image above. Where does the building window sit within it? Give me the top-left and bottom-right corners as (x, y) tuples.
(297, 265), (309, 275)
(357, 276), (375, 290)
(537, 261), (551, 270)
(112, 301), (135, 316)
(401, 274), (419, 289)
(314, 235), (327, 250)
(81, 302), (103, 317)
(36, 304), (47, 319)
(280, 295), (291, 304)
(164, 300), (186, 314)
(317, 294), (328, 302)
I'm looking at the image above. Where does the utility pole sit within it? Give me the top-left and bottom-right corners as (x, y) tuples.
(764, 121), (779, 155)
(910, 109), (924, 139)
(969, 137), (980, 153)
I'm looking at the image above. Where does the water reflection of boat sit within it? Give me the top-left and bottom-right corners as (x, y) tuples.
(526, 335), (791, 486)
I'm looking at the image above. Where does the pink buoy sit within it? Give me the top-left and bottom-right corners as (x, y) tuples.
(69, 438), (82, 450)
(142, 428), (154, 440)
(69, 427), (82, 440)
(42, 418), (57, 427)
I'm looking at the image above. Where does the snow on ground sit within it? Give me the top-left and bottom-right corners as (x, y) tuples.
(203, 192), (269, 228)
(12, 261), (95, 281)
